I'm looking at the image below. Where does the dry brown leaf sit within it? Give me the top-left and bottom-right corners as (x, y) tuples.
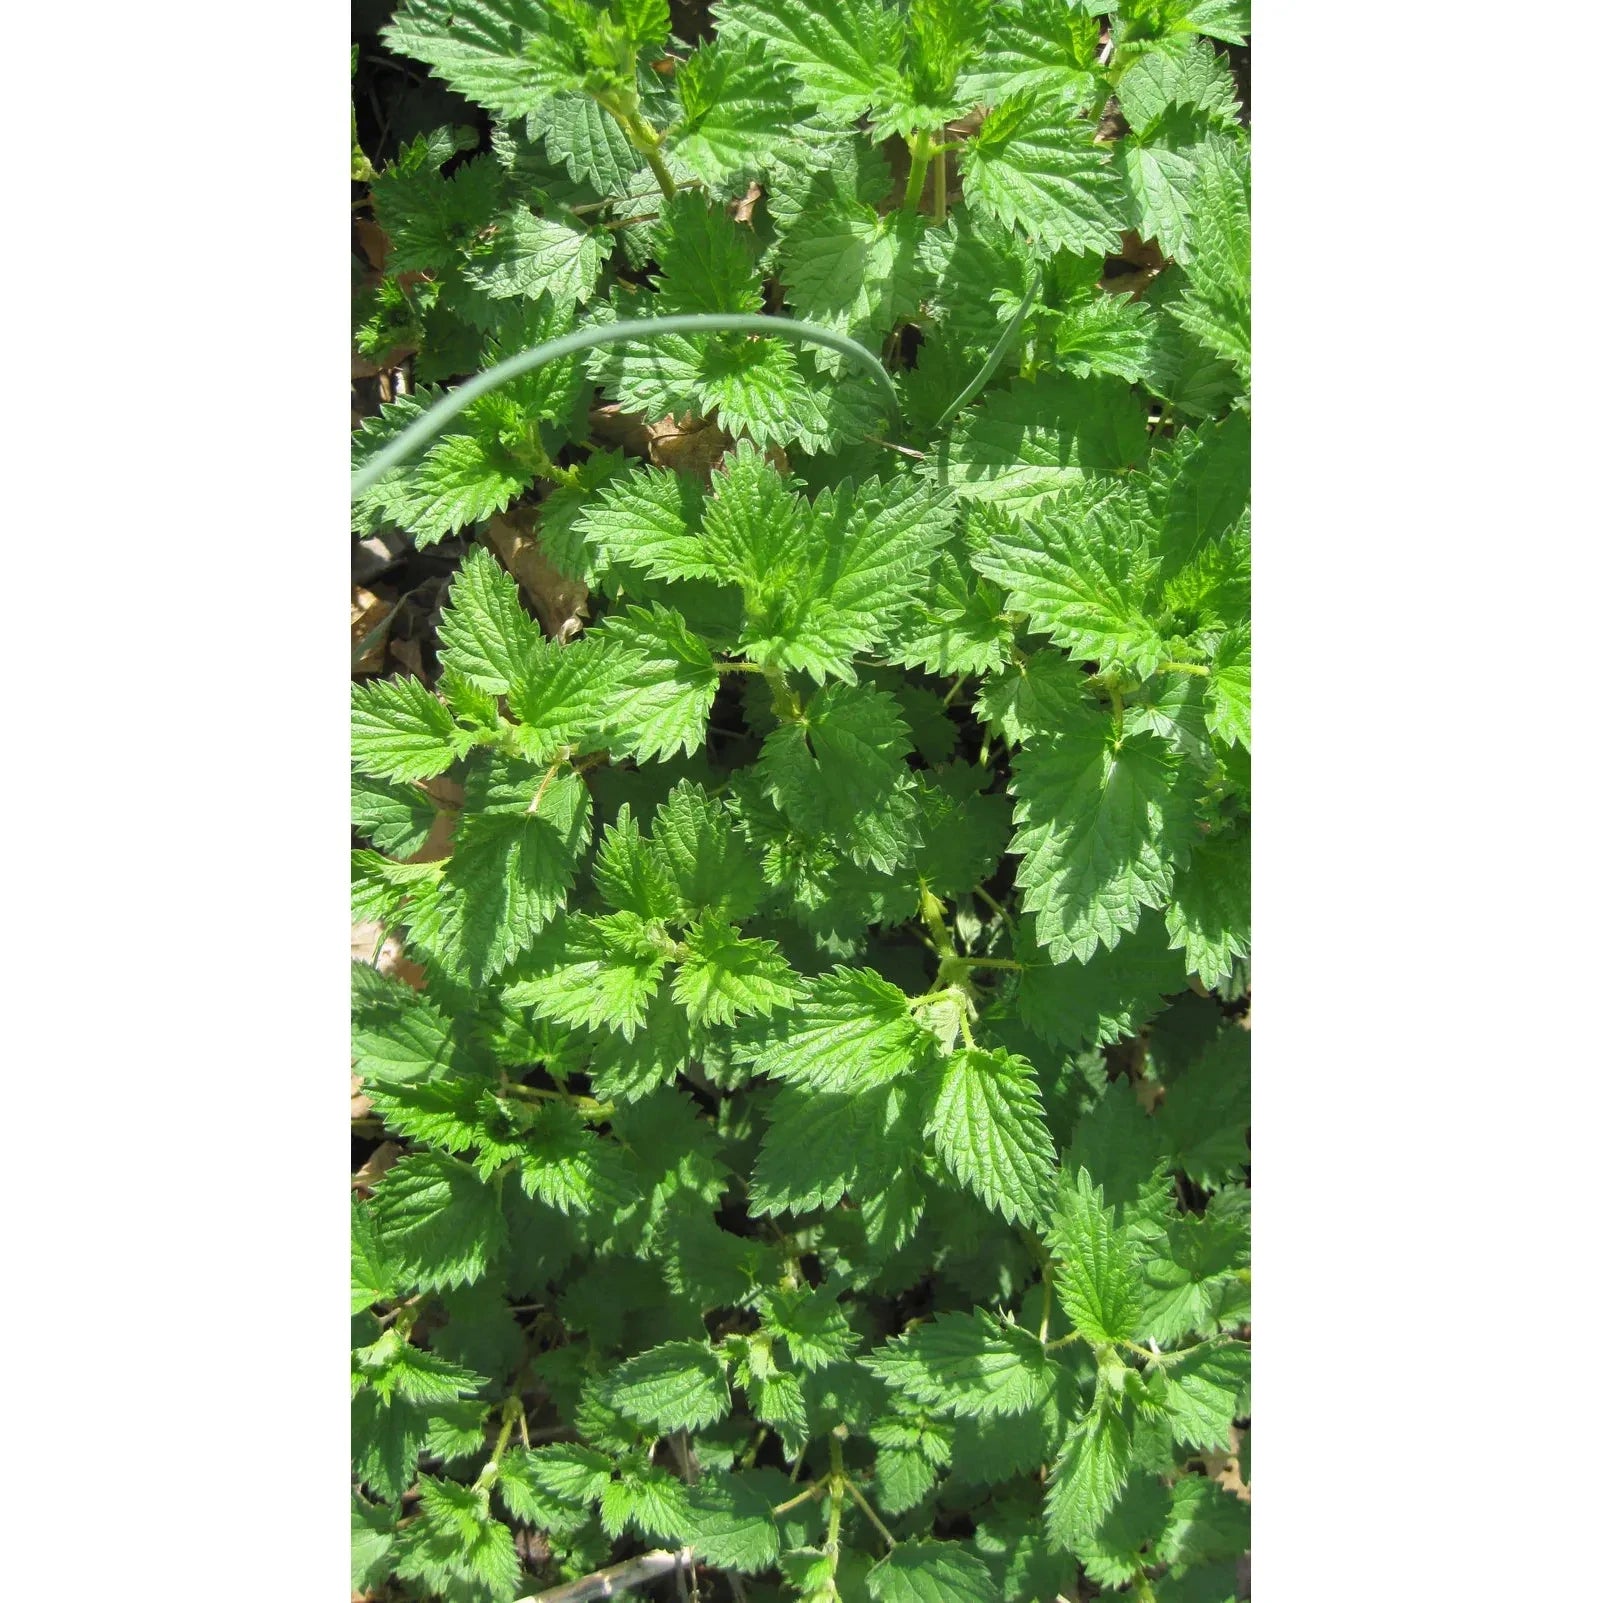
(1202, 1425), (1251, 1503)
(411, 776), (463, 863)
(353, 1141), (403, 1195)
(354, 531), (409, 586)
(352, 586), (394, 674)
(351, 922), (429, 987)
(1101, 231), (1166, 300)
(354, 218), (390, 277)
(587, 402), (653, 457)
(486, 509), (589, 640)
(647, 412), (734, 478)
(389, 634), (426, 680)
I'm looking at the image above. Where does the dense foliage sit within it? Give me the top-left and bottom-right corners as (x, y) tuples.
(351, 2), (1250, 1598)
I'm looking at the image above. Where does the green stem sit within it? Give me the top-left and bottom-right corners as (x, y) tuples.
(1039, 1258), (1054, 1343)
(901, 130), (935, 214)
(596, 90), (678, 202)
(825, 1437), (845, 1573)
(919, 888), (956, 959)
(636, 136), (679, 202)
(352, 315), (901, 495)
(770, 1480), (826, 1519)
(716, 659), (765, 675)
(932, 137), (948, 223)
(1158, 661), (1211, 677)
(933, 265), (1043, 431)
(474, 1396), (524, 1491)
(843, 1479), (896, 1552)
(944, 955), (1023, 973)
(764, 666), (804, 722)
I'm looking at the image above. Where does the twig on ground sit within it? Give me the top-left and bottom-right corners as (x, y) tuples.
(517, 1547), (696, 1603)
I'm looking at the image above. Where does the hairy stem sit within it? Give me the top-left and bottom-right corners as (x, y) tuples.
(475, 1396), (525, 1491)
(764, 666), (804, 722)
(770, 1480), (827, 1518)
(901, 130), (935, 214)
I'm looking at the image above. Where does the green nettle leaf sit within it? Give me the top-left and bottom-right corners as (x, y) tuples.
(396, 1475), (522, 1601)
(1209, 622), (1251, 749)
(383, 0), (592, 120)
(749, 1079), (912, 1216)
(779, 199), (928, 370)
(596, 604), (720, 761)
(437, 545), (543, 695)
(355, 3), (1249, 1588)
(715, 0), (903, 125)
(673, 912), (803, 1026)
(1169, 135), (1251, 382)
(682, 1471), (784, 1572)
(962, 1), (1101, 104)
(868, 1540), (1003, 1603)
(371, 1152), (509, 1291)
(865, 1309), (1057, 1419)
(1009, 699), (1198, 963)
(925, 1047), (1058, 1228)
(1015, 909), (1189, 1050)
(575, 465), (712, 582)
(756, 684), (923, 871)
(1165, 827), (1250, 988)
(1160, 1023), (1250, 1188)
(1156, 1473), (1251, 1571)
(1162, 1340), (1251, 1451)
(970, 491), (1165, 675)
(426, 764), (594, 984)
(672, 34), (797, 186)
(352, 774), (438, 858)
(937, 375), (1151, 513)
(1045, 1392), (1134, 1547)
(605, 1339), (732, 1433)
(739, 966), (935, 1091)
(1048, 1168), (1142, 1344)
(352, 677), (471, 783)
(961, 96), (1127, 258)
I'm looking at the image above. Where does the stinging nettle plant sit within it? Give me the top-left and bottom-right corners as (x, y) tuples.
(351, 1), (1250, 1599)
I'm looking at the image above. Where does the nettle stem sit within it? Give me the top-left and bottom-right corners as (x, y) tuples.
(473, 1396), (525, 1493)
(764, 666), (804, 722)
(843, 1478), (896, 1552)
(824, 1434), (846, 1580)
(593, 85), (679, 201)
(902, 129), (938, 214)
